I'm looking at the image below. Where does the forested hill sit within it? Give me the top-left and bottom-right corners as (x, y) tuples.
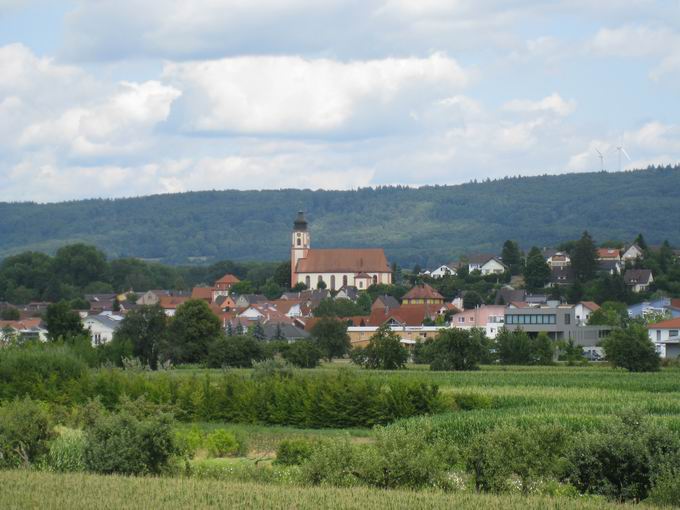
(1, 167), (679, 267)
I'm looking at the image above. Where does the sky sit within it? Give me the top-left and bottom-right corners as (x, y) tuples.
(1, 0), (679, 202)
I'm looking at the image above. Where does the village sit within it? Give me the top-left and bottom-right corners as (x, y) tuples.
(2, 211), (679, 360)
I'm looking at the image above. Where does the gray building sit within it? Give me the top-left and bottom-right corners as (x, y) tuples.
(504, 305), (610, 347)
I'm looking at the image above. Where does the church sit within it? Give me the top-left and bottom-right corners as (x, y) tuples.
(290, 211), (392, 291)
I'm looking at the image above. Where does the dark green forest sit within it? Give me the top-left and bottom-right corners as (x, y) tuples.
(1, 166), (679, 267)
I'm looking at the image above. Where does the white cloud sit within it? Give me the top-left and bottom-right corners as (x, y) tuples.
(163, 53), (470, 134)
(503, 93), (576, 117)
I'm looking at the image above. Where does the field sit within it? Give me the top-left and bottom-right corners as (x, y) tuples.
(0, 470), (649, 510)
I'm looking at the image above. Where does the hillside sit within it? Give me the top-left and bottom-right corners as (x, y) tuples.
(1, 167), (679, 267)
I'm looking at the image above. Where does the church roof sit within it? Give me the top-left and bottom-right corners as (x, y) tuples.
(295, 248), (390, 274)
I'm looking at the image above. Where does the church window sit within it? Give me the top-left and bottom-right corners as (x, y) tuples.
(297, 238), (301, 246)
(372, 275), (378, 285)
(343, 275), (348, 287)
(331, 275), (336, 290)
(305, 276), (310, 288)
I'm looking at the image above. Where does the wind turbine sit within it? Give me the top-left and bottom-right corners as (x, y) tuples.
(614, 142), (631, 171)
(595, 148), (605, 171)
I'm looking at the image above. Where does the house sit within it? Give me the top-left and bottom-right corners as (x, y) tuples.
(191, 286), (214, 303)
(290, 211), (392, 291)
(83, 314), (122, 346)
(573, 301), (600, 325)
(430, 264), (457, 279)
(647, 317), (680, 358)
(598, 260), (623, 275)
(213, 274), (240, 299)
(368, 303), (438, 328)
(597, 248), (621, 261)
(495, 287), (526, 305)
(546, 251), (571, 268)
(463, 254), (508, 275)
(158, 295), (190, 316)
(450, 305), (506, 338)
(504, 304), (611, 347)
(623, 269), (653, 293)
(371, 295), (401, 313)
(627, 298), (680, 319)
(335, 286), (359, 301)
(136, 290), (170, 305)
(235, 294), (268, 309)
(262, 322), (310, 342)
(347, 325), (445, 348)
(0, 318), (48, 343)
(551, 266), (575, 286)
(401, 284), (444, 305)
(85, 293), (119, 314)
(621, 244), (644, 262)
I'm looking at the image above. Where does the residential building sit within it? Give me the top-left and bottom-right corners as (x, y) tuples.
(290, 211), (392, 290)
(158, 295), (190, 316)
(450, 305), (506, 338)
(401, 284), (445, 305)
(551, 266), (575, 286)
(371, 295), (401, 313)
(0, 318), (48, 343)
(213, 274), (240, 298)
(348, 325), (445, 348)
(235, 294), (268, 309)
(83, 314), (122, 346)
(504, 304), (611, 346)
(573, 301), (600, 325)
(546, 251), (571, 268)
(463, 254), (508, 275)
(597, 248), (621, 261)
(621, 244), (644, 262)
(647, 317), (680, 358)
(430, 264), (457, 279)
(335, 286), (359, 301)
(191, 286), (214, 303)
(623, 269), (654, 293)
(136, 290), (170, 305)
(628, 298), (680, 319)
(598, 260), (623, 275)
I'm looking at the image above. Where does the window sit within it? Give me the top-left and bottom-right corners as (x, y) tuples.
(305, 276), (310, 288)
(657, 330), (661, 341)
(564, 314), (571, 325)
(331, 275), (336, 291)
(343, 275), (348, 287)
(373, 275), (378, 285)
(296, 238), (301, 246)
(670, 330), (679, 338)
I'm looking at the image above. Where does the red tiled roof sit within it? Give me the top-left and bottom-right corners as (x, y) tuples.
(597, 248), (620, 259)
(368, 304), (436, 327)
(580, 301), (601, 312)
(296, 249), (390, 273)
(402, 283), (444, 301)
(215, 274), (240, 285)
(671, 298), (680, 310)
(191, 287), (214, 301)
(647, 317), (680, 329)
(158, 296), (190, 309)
(0, 318), (42, 330)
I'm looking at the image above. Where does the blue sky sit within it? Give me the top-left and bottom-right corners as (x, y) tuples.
(1, 0), (679, 202)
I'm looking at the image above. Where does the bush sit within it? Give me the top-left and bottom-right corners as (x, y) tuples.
(206, 335), (266, 368)
(205, 430), (239, 458)
(350, 324), (408, 370)
(83, 409), (180, 475)
(281, 340), (322, 368)
(44, 427), (86, 472)
(454, 393), (493, 411)
(174, 426), (204, 457)
(602, 324), (660, 372)
(648, 471), (680, 506)
(0, 398), (54, 468)
(428, 329), (485, 371)
(301, 438), (362, 487)
(251, 359), (294, 380)
(275, 438), (314, 466)
(467, 424), (569, 494)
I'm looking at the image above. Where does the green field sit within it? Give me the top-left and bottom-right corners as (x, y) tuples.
(0, 470), (648, 510)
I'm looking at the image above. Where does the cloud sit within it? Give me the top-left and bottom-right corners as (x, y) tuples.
(163, 53), (470, 135)
(503, 93), (576, 117)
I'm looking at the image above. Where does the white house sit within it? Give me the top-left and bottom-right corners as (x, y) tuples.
(621, 244), (644, 262)
(573, 301), (600, 325)
(430, 264), (457, 279)
(465, 255), (507, 275)
(83, 314), (122, 346)
(624, 269), (654, 293)
(647, 318), (680, 358)
(546, 252), (571, 268)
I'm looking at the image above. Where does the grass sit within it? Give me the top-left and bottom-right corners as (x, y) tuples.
(0, 470), (649, 510)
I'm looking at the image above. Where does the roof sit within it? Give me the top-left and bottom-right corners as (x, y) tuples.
(369, 304), (436, 327)
(579, 301), (601, 312)
(624, 269), (653, 284)
(295, 248), (390, 274)
(598, 260), (622, 271)
(373, 295), (400, 310)
(551, 266), (575, 283)
(83, 314), (121, 330)
(402, 283), (444, 301)
(263, 322), (310, 340)
(0, 318), (43, 330)
(293, 211), (308, 231)
(215, 274), (240, 285)
(466, 253), (500, 265)
(158, 296), (190, 309)
(237, 294), (268, 304)
(191, 287), (214, 300)
(647, 317), (680, 329)
(597, 248), (620, 259)
(495, 288), (526, 305)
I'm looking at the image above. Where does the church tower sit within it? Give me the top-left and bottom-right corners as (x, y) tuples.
(291, 211), (310, 288)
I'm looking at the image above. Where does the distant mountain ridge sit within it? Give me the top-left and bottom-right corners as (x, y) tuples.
(1, 167), (679, 267)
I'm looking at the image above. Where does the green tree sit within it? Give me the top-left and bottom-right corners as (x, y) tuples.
(273, 261), (292, 289)
(523, 246), (551, 291)
(206, 335), (266, 368)
(0, 307), (20, 320)
(282, 340), (323, 368)
(463, 291), (483, 310)
(261, 278), (283, 300)
(310, 317), (351, 361)
(230, 281), (254, 295)
(496, 328), (532, 365)
(45, 301), (86, 341)
(313, 298), (364, 318)
(572, 231), (598, 282)
(428, 328), (485, 371)
(588, 301), (629, 327)
(530, 332), (554, 365)
(113, 305), (167, 369)
(501, 240), (523, 275)
(351, 324), (408, 370)
(163, 299), (223, 363)
(602, 324), (660, 372)
(634, 233), (648, 251)
(52, 244), (108, 289)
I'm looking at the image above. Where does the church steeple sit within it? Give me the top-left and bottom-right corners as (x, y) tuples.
(291, 211), (310, 288)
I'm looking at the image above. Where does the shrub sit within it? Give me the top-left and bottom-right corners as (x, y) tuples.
(602, 324), (660, 372)
(275, 439), (314, 466)
(350, 324), (408, 370)
(428, 329), (485, 371)
(301, 438), (362, 487)
(206, 335), (266, 368)
(205, 430), (239, 458)
(467, 424), (569, 494)
(44, 427), (86, 472)
(0, 398), (54, 468)
(175, 426), (204, 457)
(251, 358), (294, 380)
(281, 340), (322, 368)
(648, 471), (680, 506)
(454, 393), (493, 411)
(83, 409), (180, 475)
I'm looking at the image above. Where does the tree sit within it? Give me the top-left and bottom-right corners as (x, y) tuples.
(45, 301), (86, 341)
(282, 340), (323, 368)
(428, 328), (486, 371)
(252, 322), (266, 341)
(52, 244), (108, 289)
(350, 324), (408, 370)
(572, 231), (598, 282)
(313, 298), (364, 318)
(496, 328), (532, 365)
(316, 279), (327, 290)
(463, 291), (483, 310)
(261, 278), (283, 300)
(230, 281), (254, 295)
(530, 332), (554, 365)
(163, 299), (223, 363)
(112, 305), (167, 369)
(588, 301), (629, 328)
(206, 335), (266, 368)
(0, 307), (20, 320)
(273, 261), (292, 289)
(523, 247), (551, 291)
(634, 233), (648, 251)
(502, 240), (523, 275)
(310, 317), (351, 361)
(602, 324), (660, 372)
